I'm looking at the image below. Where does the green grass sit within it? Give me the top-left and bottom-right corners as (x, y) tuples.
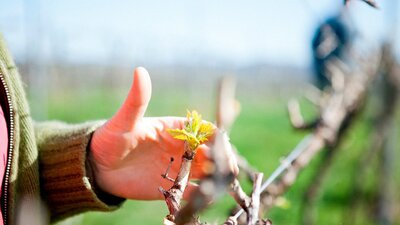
(40, 86), (400, 225)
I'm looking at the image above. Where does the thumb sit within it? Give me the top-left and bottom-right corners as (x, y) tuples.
(108, 67), (152, 131)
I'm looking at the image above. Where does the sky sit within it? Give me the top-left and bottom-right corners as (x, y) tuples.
(0, 0), (397, 67)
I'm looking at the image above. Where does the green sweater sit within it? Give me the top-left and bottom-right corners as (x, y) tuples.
(0, 34), (123, 225)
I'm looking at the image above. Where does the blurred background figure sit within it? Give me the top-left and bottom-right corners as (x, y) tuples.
(311, 10), (352, 90)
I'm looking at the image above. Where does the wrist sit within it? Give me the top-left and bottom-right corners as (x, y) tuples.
(86, 139), (126, 206)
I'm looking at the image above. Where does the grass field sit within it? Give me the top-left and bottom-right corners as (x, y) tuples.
(38, 81), (400, 225)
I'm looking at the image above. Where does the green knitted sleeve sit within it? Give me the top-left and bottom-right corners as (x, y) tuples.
(34, 120), (125, 222)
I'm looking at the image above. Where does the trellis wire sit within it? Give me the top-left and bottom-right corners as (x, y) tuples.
(232, 134), (313, 220)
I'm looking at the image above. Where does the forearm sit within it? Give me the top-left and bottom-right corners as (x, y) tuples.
(34, 120), (125, 222)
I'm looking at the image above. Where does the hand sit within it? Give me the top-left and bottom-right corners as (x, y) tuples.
(89, 67), (238, 200)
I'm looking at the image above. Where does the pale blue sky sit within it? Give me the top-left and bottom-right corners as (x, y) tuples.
(0, 0), (396, 67)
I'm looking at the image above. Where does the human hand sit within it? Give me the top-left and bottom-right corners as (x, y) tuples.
(89, 67), (238, 200)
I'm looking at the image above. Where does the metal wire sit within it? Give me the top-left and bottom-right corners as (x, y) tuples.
(232, 134), (313, 220)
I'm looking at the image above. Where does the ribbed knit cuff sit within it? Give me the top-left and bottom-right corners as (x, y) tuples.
(37, 121), (125, 222)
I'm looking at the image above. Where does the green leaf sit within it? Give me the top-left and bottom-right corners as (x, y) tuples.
(168, 110), (215, 151)
(167, 129), (190, 141)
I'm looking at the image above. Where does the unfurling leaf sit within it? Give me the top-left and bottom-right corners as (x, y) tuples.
(167, 129), (191, 141)
(168, 110), (215, 151)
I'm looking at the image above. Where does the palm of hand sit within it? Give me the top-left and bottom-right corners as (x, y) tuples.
(90, 68), (208, 200)
(91, 117), (208, 200)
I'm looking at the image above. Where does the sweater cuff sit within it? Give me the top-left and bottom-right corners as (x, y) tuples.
(37, 121), (125, 222)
